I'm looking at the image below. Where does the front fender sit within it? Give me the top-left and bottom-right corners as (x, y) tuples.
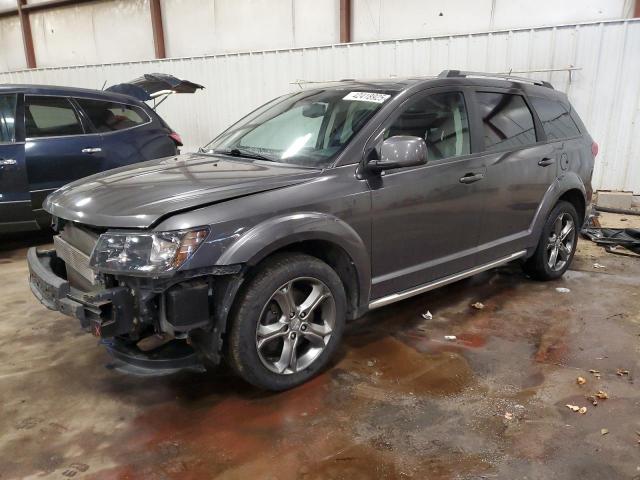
(216, 211), (371, 303)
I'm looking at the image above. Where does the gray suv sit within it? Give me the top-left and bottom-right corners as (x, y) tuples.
(27, 70), (596, 390)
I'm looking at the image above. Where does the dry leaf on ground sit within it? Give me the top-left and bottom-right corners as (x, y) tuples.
(595, 390), (609, 399)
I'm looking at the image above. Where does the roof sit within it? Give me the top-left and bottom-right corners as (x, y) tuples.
(0, 83), (143, 103)
(299, 72), (563, 100)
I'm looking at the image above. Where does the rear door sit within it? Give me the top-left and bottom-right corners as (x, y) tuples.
(74, 98), (176, 167)
(369, 88), (488, 299)
(528, 94), (586, 187)
(0, 92), (34, 232)
(471, 89), (559, 264)
(24, 95), (104, 213)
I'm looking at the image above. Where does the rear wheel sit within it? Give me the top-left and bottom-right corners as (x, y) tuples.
(226, 253), (346, 391)
(523, 200), (579, 280)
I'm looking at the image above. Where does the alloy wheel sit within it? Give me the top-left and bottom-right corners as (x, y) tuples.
(546, 212), (575, 271)
(255, 277), (336, 375)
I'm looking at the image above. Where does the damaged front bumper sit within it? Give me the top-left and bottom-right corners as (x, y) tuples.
(27, 246), (243, 372)
(28, 247), (135, 337)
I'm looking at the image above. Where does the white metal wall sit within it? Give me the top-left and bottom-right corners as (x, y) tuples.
(1, 19), (638, 193)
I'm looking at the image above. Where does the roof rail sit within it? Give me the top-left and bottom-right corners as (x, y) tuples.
(438, 70), (554, 89)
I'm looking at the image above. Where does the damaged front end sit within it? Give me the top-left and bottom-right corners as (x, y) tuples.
(27, 220), (243, 374)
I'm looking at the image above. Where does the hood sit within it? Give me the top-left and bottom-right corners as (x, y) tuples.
(44, 153), (321, 229)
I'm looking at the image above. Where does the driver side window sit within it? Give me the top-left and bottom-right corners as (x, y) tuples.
(385, 92), (470, 161)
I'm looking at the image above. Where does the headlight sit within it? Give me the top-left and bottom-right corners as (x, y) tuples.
(90, 228), (209, 275)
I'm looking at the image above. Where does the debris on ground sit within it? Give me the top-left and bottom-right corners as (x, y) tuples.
(601, 428), (609, 435)
(589, 368), (602, 378)
(595, 390), (609, 400)
(367, 360), (376, 367)
(471, 302), (485, 310)
(581, 227), (640, 255)
(444, 335), (457, 341)
(593, 262), (606, 269)
(616, 368), (630, 376)
(504, 412), (514, 420)
(577, 376), (587, 385)
(565, 405), (588, 414)
(587, 395), (598, 406)
(556, 287), (571, 293)
(421, 311), (433, 320)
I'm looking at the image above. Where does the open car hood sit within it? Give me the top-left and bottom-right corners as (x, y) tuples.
(106, 73), (204, 101)
(44, 153), (320, 229)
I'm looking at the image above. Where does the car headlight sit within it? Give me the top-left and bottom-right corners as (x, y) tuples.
(90, 228), (209, 275)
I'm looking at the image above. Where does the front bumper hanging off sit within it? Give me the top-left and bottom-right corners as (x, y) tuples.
(27, 247), (135, 337)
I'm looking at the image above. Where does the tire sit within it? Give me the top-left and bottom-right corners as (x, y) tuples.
(523, 200), (579, 281)
(226, 253), (347, 391)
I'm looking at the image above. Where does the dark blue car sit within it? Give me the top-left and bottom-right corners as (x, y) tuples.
(0, 75), (201, 233)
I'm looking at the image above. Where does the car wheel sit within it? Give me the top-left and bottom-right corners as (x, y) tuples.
(523, 200), (579, 280)
(226, 253), (346, 391)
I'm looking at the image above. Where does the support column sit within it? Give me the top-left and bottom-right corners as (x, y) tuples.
(340, 0), (351, 43)
(150, 0), (166, 59)
(17, 0), (36, 68)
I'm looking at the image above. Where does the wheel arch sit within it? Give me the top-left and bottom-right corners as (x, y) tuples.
(216, 212), (371, 319)
(530, 174), (587, 250)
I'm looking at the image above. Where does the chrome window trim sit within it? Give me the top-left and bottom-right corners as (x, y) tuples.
(23, 94), (152, 140)
(72, 97), (152, 135)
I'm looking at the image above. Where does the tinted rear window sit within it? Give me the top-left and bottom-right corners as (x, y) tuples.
(75, 98), (149, 132)
(530, 96), (581, 140)
(476, 92), (537, 152)
(25, 96), (84, 138)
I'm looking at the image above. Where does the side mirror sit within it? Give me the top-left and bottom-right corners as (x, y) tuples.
(368, 136), (428, 173)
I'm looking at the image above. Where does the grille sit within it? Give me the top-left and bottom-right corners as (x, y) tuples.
(53, 235), (97, 285)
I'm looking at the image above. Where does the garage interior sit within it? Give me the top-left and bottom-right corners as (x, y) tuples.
(1, 1), (640, 479)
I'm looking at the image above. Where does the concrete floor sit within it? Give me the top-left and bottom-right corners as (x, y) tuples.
(1, 213), (639, 480)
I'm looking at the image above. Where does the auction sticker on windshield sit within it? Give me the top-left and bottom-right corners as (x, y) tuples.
(343, 91), (390, 103)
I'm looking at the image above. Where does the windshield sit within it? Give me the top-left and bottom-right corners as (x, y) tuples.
(203, 89), (394, 167)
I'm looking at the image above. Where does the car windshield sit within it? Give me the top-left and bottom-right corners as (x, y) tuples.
(202, 89), (394, 167)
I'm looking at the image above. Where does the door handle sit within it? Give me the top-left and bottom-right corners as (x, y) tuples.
(459, 172), (485, 184)
(0, 158), (17, 166)
(538, 157), (555, 167)
(81, 147), (102, 154)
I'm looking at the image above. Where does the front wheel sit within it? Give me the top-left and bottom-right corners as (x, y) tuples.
(226, 253), (346, 391)
(523, 200), (579, 280)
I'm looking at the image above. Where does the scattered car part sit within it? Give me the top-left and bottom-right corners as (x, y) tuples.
(581, 227), (640, 255)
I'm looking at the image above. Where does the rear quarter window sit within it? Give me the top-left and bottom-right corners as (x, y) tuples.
(75, 98), (149, 132)
(530, 96), (581, 140)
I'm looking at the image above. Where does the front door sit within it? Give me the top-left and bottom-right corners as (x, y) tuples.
(24, 95), (104, 217)
(0, 92), (33, 233)
(369, 89), (487, 299)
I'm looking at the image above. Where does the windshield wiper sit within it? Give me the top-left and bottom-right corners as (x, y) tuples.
(213, 148), (275, 162)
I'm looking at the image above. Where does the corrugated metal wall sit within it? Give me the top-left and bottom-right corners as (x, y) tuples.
(1, 18), (639, 192)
